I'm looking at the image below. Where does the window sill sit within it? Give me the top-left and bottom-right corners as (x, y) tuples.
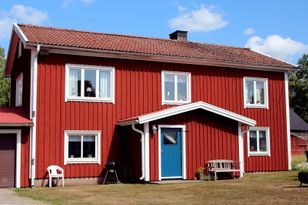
(65, 159), (100, 165)
(245, 104), (268, 109)
(65, 97), (114, 103)
(248, 152), (270, 157)
(163, 101), (190, 105)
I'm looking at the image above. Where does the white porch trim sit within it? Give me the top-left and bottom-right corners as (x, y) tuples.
(144, 123), (150, 181)
(118, 101), (256, 127)
(238, 123), (244, 177)
(0, 129), (22, 188)
(158, 125), (186, 180)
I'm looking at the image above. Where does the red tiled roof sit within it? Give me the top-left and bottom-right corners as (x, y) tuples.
(18, 24), (295, 69)
(0, 107), (33, 127)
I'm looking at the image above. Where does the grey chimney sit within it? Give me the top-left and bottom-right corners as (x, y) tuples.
(169, 30), (188, 41)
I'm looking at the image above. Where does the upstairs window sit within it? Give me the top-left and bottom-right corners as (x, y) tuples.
(15, 73), (23, 107)
(64, 130), (101, 164)
(244, 77), (268, 108)
(248, 128), (270, 156)
(65, 64), (115, 103)
(162, 71), (191, 104)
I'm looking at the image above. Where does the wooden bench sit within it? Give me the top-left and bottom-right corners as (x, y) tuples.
(207, 160), (240, 181)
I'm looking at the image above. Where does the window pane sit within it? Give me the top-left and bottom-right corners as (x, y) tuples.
(84, 70), (96, 97)
(69, 69), (81, 97)
(259, 131), (267, 151)
(164, 74), (175, 101)
(16, 75), (23, 106)
(68, 135), (81, 158)
(163, 129), (178, 145)
(245, 80), (254, 104)
(99, 71), (110, 98)
(83, 135), (96, 158)
(256, 81), (265, 105)
(177, 75), (188, 101)
(249, 131), (257, 152)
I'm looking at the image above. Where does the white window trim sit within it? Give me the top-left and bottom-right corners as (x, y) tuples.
(65, 64), (115, 103)
(162, 71), (191, 105)
(243, 77), (268, 109)
(247, 127), (271, 157)
(15, 73), (23, 107)
(64, 130), (101, 165)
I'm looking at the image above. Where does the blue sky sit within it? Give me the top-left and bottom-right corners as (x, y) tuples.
(0, 0), (307, 63)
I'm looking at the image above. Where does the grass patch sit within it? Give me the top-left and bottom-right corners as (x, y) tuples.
(15, 171), (308, 205)
(292, 154), (307, 170)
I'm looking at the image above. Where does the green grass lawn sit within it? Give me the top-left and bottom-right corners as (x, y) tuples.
(15, 170), (308, 205)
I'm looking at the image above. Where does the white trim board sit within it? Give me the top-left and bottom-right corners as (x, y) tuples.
(118, 101), (256, 126)
(0, 129), (22, 188)
(158, 125), (186, 180)
(284, 72), (292, 170)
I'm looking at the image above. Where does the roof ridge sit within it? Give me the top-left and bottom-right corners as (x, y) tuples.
(18, 23), (250, 50)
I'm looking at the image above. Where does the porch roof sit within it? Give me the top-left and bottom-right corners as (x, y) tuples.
(117, 101), (256, 126)
(0, 107), (33, 127)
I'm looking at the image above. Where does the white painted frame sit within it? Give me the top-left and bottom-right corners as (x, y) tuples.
(161, 71), (191, 105)
(65, 64), (115, 103)
(243, 77), (268, 109)
(158, 125), (186, 180)
(247, 127), (271, 157)
(0, 129), (21, 188)
(284, 72), (291, 170)
(15, 73), (23, 107)
(64, 130), (101, 165)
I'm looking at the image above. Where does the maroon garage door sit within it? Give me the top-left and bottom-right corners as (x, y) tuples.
(0, 134), (16, 188)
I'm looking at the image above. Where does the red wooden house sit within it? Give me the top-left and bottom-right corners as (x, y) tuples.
(0, 24), (296, 188)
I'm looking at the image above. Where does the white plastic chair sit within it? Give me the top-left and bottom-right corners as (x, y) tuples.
(47, 165), (64, 187)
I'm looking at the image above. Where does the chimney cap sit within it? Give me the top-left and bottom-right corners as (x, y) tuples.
(169, 30), (188, 41)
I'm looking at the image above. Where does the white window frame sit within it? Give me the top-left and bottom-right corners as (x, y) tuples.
(65, 64), (115, 103)
(162, 71), (191, 105)
(243, 77), (268, 109)
(15, 73), (23, 107)
(64, 130), (101, 165)
(247, 127), (271, 157)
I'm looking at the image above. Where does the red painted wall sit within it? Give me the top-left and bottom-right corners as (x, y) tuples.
(21, 128), (30, 187)
(34, 53), (288, 180)
(291, 134), (308, 155)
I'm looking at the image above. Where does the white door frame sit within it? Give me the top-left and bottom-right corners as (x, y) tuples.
(0, 129), (21, 188)
(158, 125), (186, 180)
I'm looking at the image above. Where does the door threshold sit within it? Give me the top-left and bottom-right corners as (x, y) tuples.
(150, 180), (203, 184)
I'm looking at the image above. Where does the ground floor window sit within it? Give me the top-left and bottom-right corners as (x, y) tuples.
(248, 127), (270, 156)
(64, 130), (101, 164)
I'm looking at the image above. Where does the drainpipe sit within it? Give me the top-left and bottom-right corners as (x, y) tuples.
(131, 123), (145, 180)
(30, 44), (40, 187)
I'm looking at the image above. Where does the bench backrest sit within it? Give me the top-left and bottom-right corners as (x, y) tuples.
(207, 160), (234, 171)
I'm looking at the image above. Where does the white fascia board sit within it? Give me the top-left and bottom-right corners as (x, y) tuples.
(138, 101), (256, 126)
(13, 23), (28, 46)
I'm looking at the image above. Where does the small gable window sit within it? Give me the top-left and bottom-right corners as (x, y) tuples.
(244, 77), (268, 108)
(15, 73), (23, 107)
(162, 71), (191, 105)
(65, 64), (115, 103)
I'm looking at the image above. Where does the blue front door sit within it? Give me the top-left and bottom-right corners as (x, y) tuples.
(161, 128), (182, 178)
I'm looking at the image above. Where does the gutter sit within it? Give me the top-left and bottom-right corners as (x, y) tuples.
(131, 123), (145, 181)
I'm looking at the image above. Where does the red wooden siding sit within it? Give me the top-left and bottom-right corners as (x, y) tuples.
(21, 128), (30, 187)
(35, 53), (288, 180)
(291, 134), (308, 155)
(149, 110), (239, 181)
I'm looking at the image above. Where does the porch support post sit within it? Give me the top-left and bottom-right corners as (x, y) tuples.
(144, 123), (150, 181)
(238, 122), (244, 177)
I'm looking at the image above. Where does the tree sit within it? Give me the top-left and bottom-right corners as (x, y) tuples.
(289, 54), (308, 122)
(0, 47), (10, 106)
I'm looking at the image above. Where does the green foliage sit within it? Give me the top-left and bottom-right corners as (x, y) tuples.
(0, 47), (10, 106)
(289, 54), (308, 122)
(298, 162), (308, 174)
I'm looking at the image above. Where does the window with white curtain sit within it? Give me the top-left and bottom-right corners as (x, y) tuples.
(244, 77), (268, 108)
(248, 127), (270, 156)
(162, 71), (191, 104)
(66, 64), (115, 103)
(64, 130), (101, 164)
(15, 73), (23, 107)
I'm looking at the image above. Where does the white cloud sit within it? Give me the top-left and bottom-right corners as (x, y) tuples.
(169, 5), (228, 32)
(61, 0), (95, 8)
(245, 35), (308, 62)
(244, 28), (255, 35)
(0, 4), (48, 40)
